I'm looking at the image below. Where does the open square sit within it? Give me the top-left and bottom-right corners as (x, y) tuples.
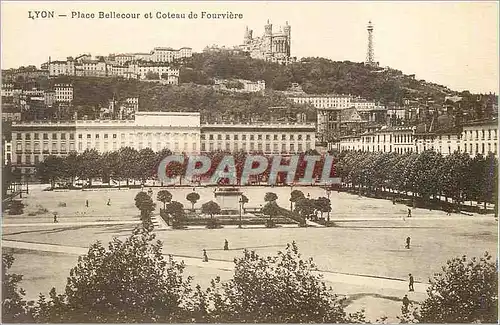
(3, 184), (497, 322)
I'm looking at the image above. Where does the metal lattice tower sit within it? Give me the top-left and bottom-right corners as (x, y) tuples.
(365, 21), (375, 66)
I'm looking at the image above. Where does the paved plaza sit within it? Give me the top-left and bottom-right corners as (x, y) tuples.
(2, 184), (498, 322)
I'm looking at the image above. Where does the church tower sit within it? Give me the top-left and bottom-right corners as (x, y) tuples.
(283, 21), (291, 56)
(264, 19), (273, 57)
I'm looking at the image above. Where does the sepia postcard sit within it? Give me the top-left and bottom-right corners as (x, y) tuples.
(1, 1), (498, 323)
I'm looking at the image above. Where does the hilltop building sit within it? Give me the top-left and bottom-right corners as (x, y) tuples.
(240, 20), (293, 64)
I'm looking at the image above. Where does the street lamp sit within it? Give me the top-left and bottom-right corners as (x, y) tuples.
(238, 197), (243, 228)
(326, 188), (331, 224)
(290, 183), (294, 211)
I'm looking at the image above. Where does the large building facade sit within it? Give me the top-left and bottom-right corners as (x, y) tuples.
(240, 21), (292, 64)
(74, 112), (200, 154)
(461, 120), (498, 157)
(337, 119), (498, 157)
(200, 123), (316, 154)
(10, 114), (318, 175)
(287, 94), (387, 142)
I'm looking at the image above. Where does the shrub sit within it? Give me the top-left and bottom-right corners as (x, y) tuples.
(9, 201), (24, 215)
(265, 219), (277, 228)
(206, 218), (223, 229)
(31, 227), (193, 323)
(171, 219), (187, 230)
(57, 202), (67, 207)
(197, 242), (366, 323)
(417, 252), (498, 323)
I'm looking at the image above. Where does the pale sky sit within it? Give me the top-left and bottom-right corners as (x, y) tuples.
(1, 1), (498, 94)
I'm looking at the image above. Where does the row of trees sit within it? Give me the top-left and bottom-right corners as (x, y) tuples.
(36, 147), (173, 188)
(336, 150), (498, 210)
(3, 226), (497, 323)
(35, 149), (328, 188)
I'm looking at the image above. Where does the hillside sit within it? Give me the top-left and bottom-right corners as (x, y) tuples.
(50, 76), (316, 123)
(180, 52), (457, 104)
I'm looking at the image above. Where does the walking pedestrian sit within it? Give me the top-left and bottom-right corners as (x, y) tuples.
(53, 212), (58, 223)
(224, 239), (229, 251)
(202, 249), (209, 262)
(408, 273), (414, 291)
(407, 208), (412, 218)
(107, 199), (111, 206)
(405, 237), (411, 249)
(86, 199), (89, 207)
(402, 295), (410, 312)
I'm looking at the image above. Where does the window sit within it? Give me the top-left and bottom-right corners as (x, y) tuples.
(225, 135), (230, 140)
(290, 135), (294, 140)
(34, 156), (39, 164)
(257, 135), (262, 140)
(87, 134), (91, 139)
(34, 133), (39, 140)
(242, 135), (247, 140)
(282, 135), (286, 140)
(16, 133), (21, 140)
(193, 143), (197, 151)
(290, 143), (295, 152)
(16, 156), (21, 164)
(104, 134), (108, 139)
(266, 135), (270, 140)
(209, 134), (214, 140)
(274, 135), (278, 141)
(70, 134), (74, 140)
(306, 134), (311, 141)
(250, 135), (254, 140)
(488, 130), (491, 140)
(298, 135), (302, 141)
(25, 155), (31, 164)
(51, 134), (56, 140)
(234, 134), (239, 140)
(266, 143), (270, 151)
(113, 134), (117, 139)
(298, 143), (302, 152)
(96, 134), (99, 139)
(201, 143), (206, 151)
(61, 133), (66, 140)
(273, 143), (278, 152)
(217, 135), (222, 140)
(257, 143), (262, 151)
